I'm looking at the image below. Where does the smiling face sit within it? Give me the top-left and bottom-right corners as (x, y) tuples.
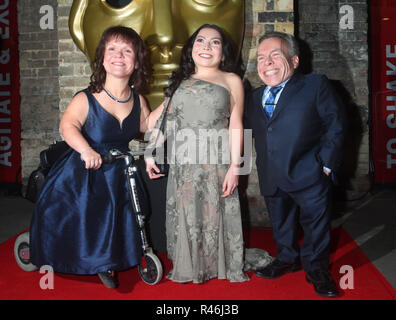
(192, 28), (223, 70)
(257, 37), (299, 87)
(103, 36), (137, 80)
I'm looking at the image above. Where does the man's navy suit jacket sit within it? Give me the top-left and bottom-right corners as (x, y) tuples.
(244, 72), (347, 196)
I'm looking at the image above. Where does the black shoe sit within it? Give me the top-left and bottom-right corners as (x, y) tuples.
(305, 269), (339, 298)
(98, 270), (118, 289)
(254, 259), (302, 279)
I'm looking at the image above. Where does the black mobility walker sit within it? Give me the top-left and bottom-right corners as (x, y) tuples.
(14, 148), (163, 285)
(102, 149), (163, 284)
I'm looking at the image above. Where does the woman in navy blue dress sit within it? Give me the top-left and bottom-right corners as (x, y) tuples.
(29, 26), (152, 289)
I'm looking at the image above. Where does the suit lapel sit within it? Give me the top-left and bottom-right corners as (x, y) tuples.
(270, 72), (304, 121)
(252, 86), (269, 121)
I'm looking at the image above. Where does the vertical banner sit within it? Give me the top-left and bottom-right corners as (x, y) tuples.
(0, 0), (21, 183)
(371, 0), (396, 183)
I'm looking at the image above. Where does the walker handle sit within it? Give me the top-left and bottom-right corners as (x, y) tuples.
(101, 152), (116, 164)
(101, 149), (146, 164)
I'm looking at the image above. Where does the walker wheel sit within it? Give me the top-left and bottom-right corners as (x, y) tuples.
(138, 252), (163, 285)
(14, 232), (38, 272)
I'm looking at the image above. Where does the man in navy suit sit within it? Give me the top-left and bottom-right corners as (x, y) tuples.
(244, 32), (347, 297)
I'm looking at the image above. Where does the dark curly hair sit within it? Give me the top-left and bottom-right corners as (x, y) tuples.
(88, 26), (152, 95)
(164, 24), (237, 97)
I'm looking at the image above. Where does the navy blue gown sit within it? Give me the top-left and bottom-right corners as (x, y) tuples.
(30, 89), (143, 275)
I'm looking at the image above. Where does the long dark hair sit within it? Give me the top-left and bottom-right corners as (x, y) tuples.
(164, 24), (237, 97)
(88, 26), (151, 95)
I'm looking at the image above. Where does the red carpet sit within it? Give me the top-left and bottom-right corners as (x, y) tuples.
(0, 228), (395, 300)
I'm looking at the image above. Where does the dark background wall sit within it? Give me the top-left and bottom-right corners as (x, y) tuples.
(297, 0), (370, 193)
(18, 0), (60, 179)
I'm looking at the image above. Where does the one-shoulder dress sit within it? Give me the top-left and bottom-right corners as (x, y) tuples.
(29, 89), (143, 274)
(160, 78), (250, 283)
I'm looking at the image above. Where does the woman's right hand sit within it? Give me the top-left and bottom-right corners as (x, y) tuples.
(80, 148), (102, 170)
(145, 157), (165, 179)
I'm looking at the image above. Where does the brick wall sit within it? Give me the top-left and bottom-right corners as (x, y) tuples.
(57, 0), (91, 114)
(297, 0), (370, 191)
(243, 0), (294, 87)
(18, 0), (60, 180)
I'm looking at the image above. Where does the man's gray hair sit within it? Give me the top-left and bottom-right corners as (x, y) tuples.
(258, 32), (299, 57)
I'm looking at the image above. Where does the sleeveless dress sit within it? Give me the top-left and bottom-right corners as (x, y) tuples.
(160, 78), (250, 283)
(29, 89), (143, 275)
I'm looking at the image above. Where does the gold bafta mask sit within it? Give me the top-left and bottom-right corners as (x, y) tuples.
(69, 0), (244, 108)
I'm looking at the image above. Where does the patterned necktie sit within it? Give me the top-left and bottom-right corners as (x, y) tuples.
(263, 86), (282, 118)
